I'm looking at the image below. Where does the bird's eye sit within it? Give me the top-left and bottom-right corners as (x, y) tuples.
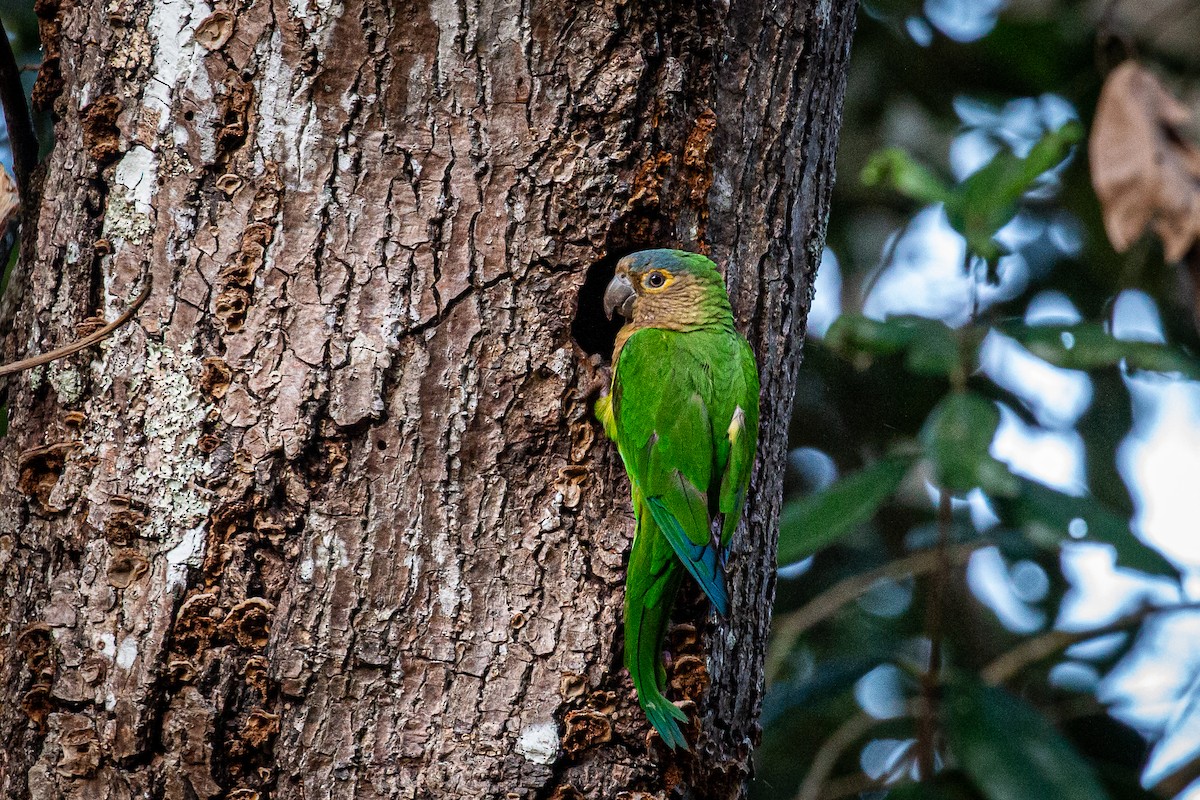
(645, 271), (667, 289)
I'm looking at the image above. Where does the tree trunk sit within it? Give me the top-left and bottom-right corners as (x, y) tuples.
(0, 0), (854, 798)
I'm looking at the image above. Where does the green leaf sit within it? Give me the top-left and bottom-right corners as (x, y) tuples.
(762, 654), (887, 724)
(1001, 478), (1178, 578)
(1008, 324), (1200, 379)
(824, 313), (917, 356)
(862, 147), (954, 206)
(905, 325), (963, 378)
(824, 314), (964, 378)
(944, 676), (1111, 800)
(863, 124), (1081, 276)
(945, 122), (1082, 273)
(921, 392), (1019, 496)
(776, 454), (915, 565)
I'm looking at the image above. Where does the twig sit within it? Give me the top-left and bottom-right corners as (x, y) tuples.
(794, 711), (881, 800)
(915, 489), (952, 779)
(1098, 0), (1123, 35)
(1151, 751), (1200, 799)
(792, 597), (1199, 800)
(0, 18), (37, 191)
(767, 541), (986, 680)
(856, 216), (913, 310)
(788, 554), (1195, 800)
(0, 283), (151, 377)
(819, 772), (896, 800)
(796, 701), (921, 800)
(981, 601), (1200, 686)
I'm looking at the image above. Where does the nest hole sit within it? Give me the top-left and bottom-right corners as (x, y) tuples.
(571, 254), (625, 359)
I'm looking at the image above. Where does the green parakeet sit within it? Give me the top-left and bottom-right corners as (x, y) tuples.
(595, 248), (760, 750)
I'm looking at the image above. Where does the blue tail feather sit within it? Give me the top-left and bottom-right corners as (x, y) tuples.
(646, 497), (729, 615)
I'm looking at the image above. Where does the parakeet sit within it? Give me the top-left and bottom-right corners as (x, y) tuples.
(595, 248), (760, 750)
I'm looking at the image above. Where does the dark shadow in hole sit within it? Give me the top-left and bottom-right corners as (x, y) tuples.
(572, 253), (626, 360)
(575, 206), (679, 359)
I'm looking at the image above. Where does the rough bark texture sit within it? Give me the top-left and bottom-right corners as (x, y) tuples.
(0, 0), (854, 798)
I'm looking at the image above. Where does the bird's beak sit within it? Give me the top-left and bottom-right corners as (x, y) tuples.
(603, 273), (636, 320)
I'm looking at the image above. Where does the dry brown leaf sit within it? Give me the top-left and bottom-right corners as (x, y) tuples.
(1090, 61), (1200, 262)
(0, 167), (17, 232)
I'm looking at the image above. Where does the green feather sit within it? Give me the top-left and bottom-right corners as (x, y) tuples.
(625, 490), (690, 749)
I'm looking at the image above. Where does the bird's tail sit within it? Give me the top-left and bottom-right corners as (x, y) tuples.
(625, 525), (690, 750)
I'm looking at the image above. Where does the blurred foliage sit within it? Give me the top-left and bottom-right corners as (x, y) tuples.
(941, 676), (1111, 800)
(756, 1), (1200, 799)
(776, 454), (915, 565)
(863, 121), (1082, 272)
(0, 0), (38, 52)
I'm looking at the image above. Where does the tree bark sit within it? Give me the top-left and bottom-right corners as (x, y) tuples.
(0, 0), (854, 798)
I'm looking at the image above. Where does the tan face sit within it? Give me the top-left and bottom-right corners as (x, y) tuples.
(605, 259), (710, 326)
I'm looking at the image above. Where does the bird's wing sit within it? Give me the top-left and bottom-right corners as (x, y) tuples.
(718, 336), (761, 545)
(614, 329), (728, 615)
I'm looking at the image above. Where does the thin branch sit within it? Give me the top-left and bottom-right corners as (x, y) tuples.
(1094, 0), (1134, 73)
(966, 251), (980, 329)
(767, 541), (986, 681)
(793, 597), (1199, 800)
(856, 216), (914, 310)
(796, 702), (921, 800)
(819, 772), (901, 800)
(916, 489), (952, 779)
(787, 567), (1200, 800)
(0, 283), (151, 377)
(981, 602), (1200, 686)
(794, 711), (881, 800)
(1097, 0), (1124, 39)
(0, 17), (37, 190)
(1152, 751), (1200, 799)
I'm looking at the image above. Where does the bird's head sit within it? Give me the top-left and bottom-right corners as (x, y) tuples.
(603, 249), (732, 327)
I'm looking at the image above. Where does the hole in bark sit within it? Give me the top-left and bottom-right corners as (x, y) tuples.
(571, 255), (625, 360)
